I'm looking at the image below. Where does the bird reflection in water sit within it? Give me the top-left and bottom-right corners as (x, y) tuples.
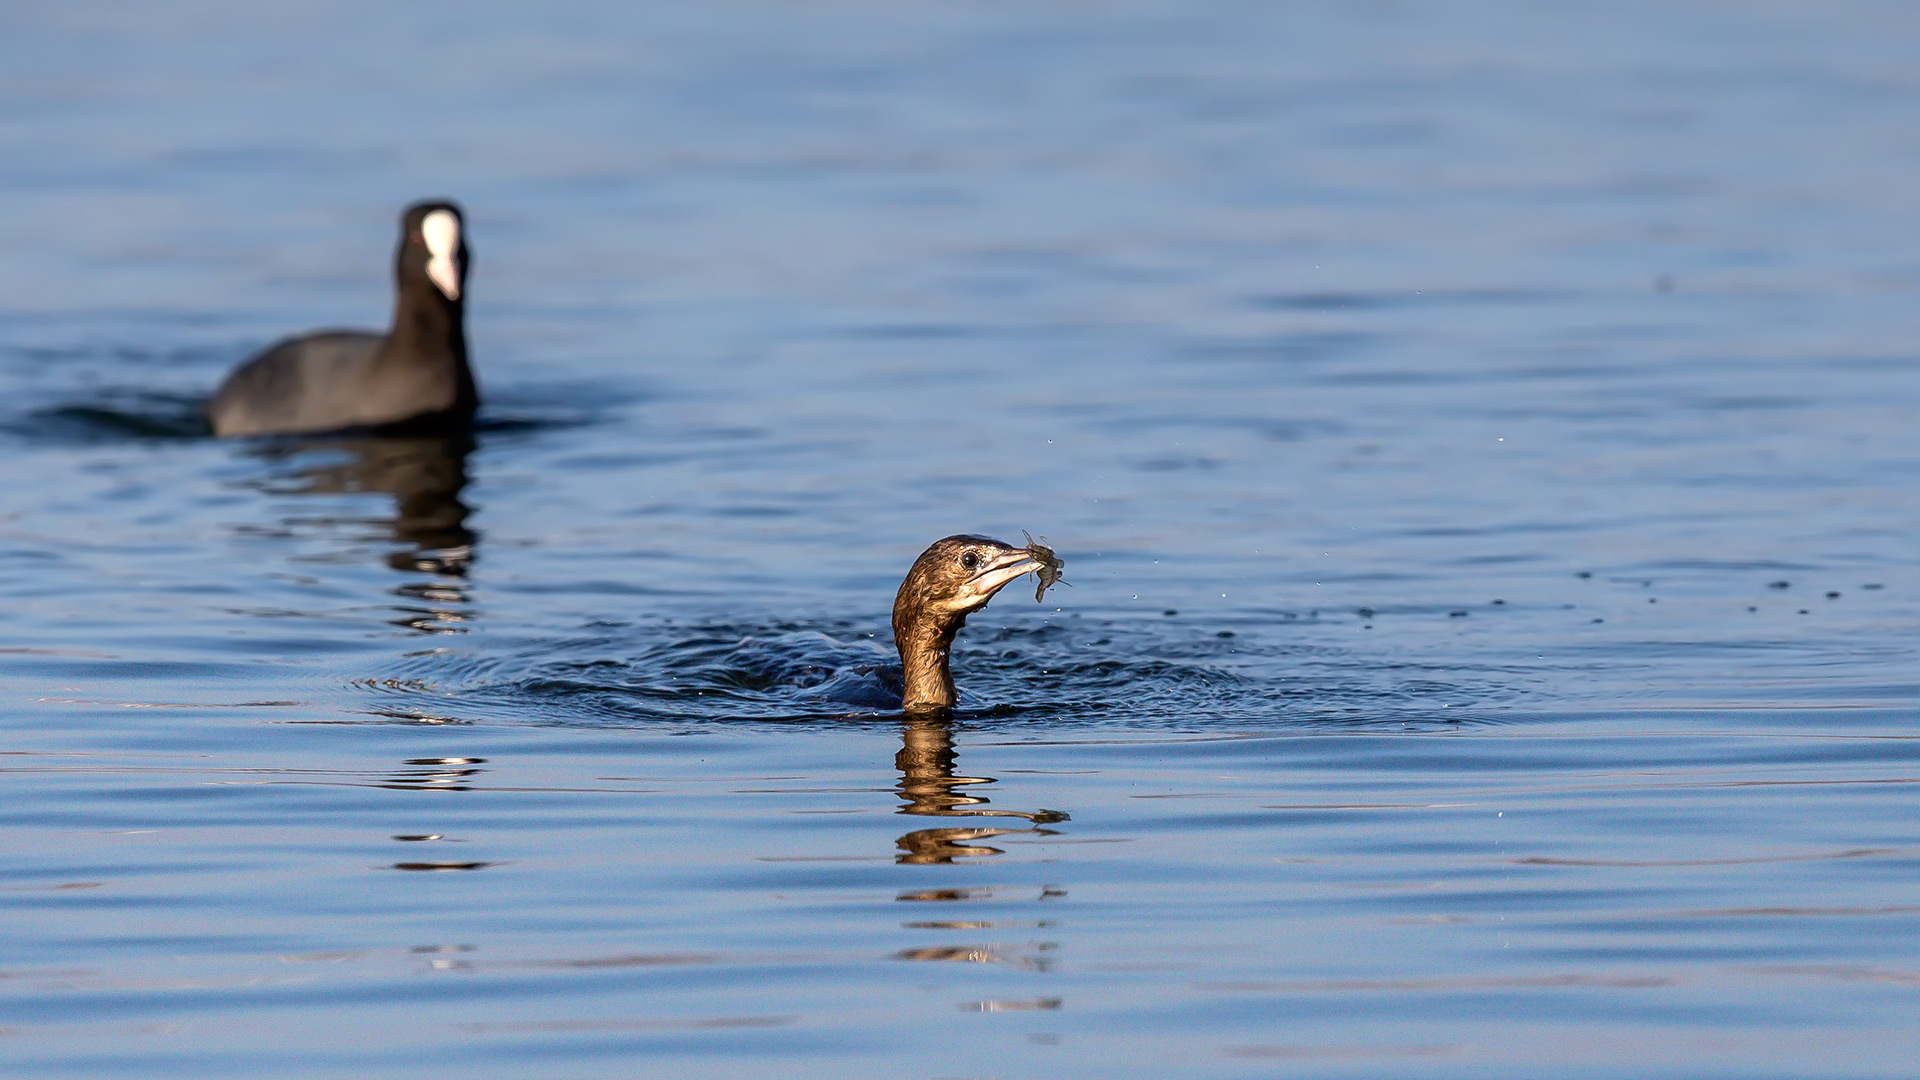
(380, 756), (487, 792)
(894, 715), (1068, 865)
(383, 759), (490, 870)
(246, 433), (478, 632)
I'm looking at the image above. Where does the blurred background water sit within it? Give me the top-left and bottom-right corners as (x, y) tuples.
(2, 1), (1918, 1076)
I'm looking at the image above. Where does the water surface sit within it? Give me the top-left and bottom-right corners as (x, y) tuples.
(2, 2), (1919, 1076)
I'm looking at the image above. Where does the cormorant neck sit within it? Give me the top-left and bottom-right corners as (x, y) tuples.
(898, 610), (966, 712)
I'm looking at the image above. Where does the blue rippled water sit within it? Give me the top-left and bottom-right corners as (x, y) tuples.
(2, 2), (1919, 1076)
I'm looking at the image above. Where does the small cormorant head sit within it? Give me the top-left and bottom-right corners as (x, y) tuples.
(893, 535), (1040, 639)
(891, 534), (1048, 713)
(398, 200), (468, 304)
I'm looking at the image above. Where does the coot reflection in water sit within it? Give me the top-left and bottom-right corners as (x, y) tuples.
(240, 433), (478, 632)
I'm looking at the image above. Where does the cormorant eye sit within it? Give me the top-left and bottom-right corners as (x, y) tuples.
(959, 551), (980, 572)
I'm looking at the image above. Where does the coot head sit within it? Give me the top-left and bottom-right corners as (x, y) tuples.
(399, 200), (467, 304)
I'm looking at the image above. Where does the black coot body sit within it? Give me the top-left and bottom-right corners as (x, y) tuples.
(207, 200), (478, 437)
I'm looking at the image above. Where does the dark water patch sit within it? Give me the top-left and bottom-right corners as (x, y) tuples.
(0, 340), (236, 444)
(1248, 287), (1567, 312)
(1185, 330), (1381, 365)
(1039, 405), (1349, 443)
(416, 627), (908, 723)
(1683, 394), (1810, 412)
(370, 616), (1519, 729)
(1630, 559), (1822, 574)
(10, 393), (212, 442)
(472, 415), (592, 436)
(4, 395), (611, 451)
(1311, 367), (1470, 388)
(835, 322), (983, 341)
(1127, 452), (1225, 472)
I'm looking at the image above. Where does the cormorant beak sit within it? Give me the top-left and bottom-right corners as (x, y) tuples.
(962, 549), (1041, 605)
